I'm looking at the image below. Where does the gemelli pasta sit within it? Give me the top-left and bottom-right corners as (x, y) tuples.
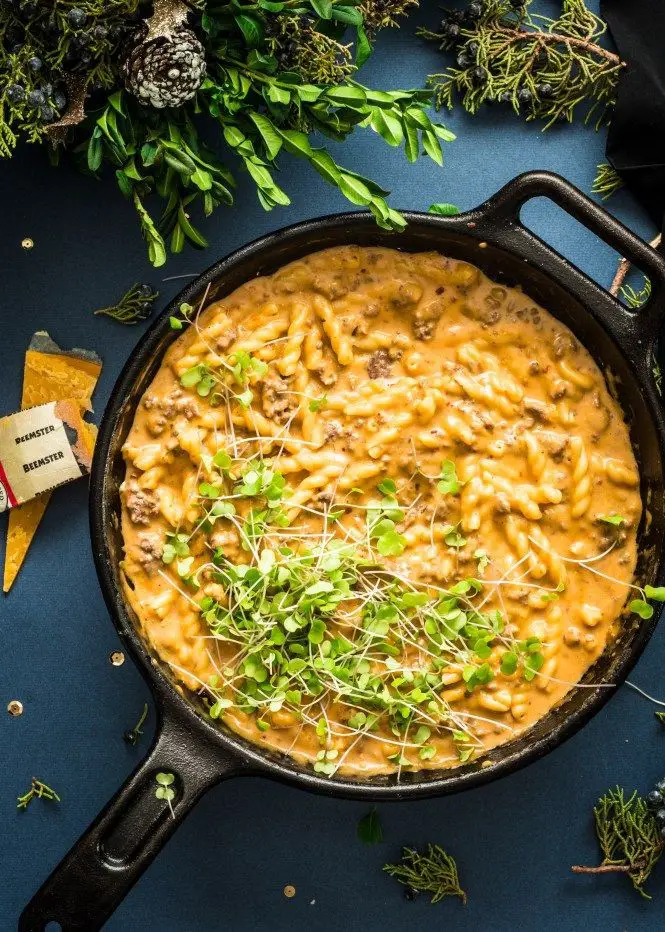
(120, 246), (641, 777)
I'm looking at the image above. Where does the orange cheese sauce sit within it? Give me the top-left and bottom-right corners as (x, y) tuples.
(120, 246), (641, 777)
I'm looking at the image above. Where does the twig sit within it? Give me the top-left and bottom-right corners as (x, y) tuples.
(571, 863), (632, 874)
(493, 24), (623, 66)
(609, 234), (661, 297)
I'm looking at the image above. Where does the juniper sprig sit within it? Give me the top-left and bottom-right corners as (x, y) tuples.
(419, 0), (625, 130)
(572, 787), (664, 899)
(384, 844), (466, 904)
(592, 162), (624, 200)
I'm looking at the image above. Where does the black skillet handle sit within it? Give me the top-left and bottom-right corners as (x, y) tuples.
(473, 170), (665, 336)
(19, 708), (246, 932)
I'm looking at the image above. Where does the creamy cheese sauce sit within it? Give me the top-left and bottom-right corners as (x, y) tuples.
(120, 246), (641, 777)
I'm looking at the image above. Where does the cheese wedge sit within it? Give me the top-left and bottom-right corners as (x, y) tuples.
(3, 333), (102, 592)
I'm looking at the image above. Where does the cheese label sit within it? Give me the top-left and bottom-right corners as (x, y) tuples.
(0, 400), (92, 511)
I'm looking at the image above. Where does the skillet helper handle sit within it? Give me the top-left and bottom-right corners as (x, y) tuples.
(19, 711), (239, 932)
(478, 170), (665, 325)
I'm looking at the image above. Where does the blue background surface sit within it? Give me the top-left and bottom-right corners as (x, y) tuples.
(2, 2), (664, 929)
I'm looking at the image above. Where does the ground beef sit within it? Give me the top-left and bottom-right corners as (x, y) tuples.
(126, 487), (159, 525)
(366, 349), (392, 379)
(523, 399), (552, 423)
(174, 397), (199, 419)
(553, 331), (578, 359)
(157, 389), (183, 418)
(412, 298), (445, 341)
(324, 420), (344, 441)
(390, 281), (423, 310)
(137, 532), (162, 571)
(215, 327), (237, 352)
(262, 370), (297, 424)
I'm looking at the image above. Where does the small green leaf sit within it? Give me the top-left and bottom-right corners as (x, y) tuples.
(598, 514), (625, 526)
(310, 0), (333, 18)
(631, 599), (655, 618)
(357, 807), (383, 844)
(437, 460), (461, 495)
(644, 585), (665, 601)
(235, 13), (263, 48)
(428, 203), (460, 216)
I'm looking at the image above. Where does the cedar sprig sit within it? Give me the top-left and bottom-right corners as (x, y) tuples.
(384, 844), (467, 904)
(419, 0), (625, 130)
(572, 787), (664, 898)
(592, 162), (624, 200)
(93, 282), (159, 324)
(17, 777), (61, 810)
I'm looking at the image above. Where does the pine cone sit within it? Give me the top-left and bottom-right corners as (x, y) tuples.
(122, 1), (206, 109)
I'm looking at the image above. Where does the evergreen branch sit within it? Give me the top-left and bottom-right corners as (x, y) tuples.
(592, 162), (624, 200)
(419, 0), (624, 130)
(93, 282), (159, 324)
(1, 0), (442, 266)
(572, 787), (664, 898)
(384, 844), (467, 904)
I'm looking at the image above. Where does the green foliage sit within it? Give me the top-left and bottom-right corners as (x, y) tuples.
(420, 0), (624, 130)
(585, 787), (663, 898)
(155, 771), (176, 817)
(592, 162), (624, 200)
(124, 702), (149, 745)
(93, 281), (158, 324)
(17, 777), (61, 810)
(1, 1), (454, 266)
(357, 807), (383, 844)
(384, 844), (466, 903)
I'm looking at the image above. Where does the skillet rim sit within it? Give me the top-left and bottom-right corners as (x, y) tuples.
(90, 205), (665, 801)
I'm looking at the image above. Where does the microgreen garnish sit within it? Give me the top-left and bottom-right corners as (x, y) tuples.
(443, 524), (467, 549)
(437, 460), (461, 495)
(230, 350), (268, 385)
(367, 485), (407, 556)
(308, 394), (328, 413)
(169, 302), (194, 331)
(384, 844), (466, 904)
(656, 711), (665, 725)
(162, 533), (190, 564)
(358, 808), (384, 844)
(598, 514), (625, 526)
(451, 729), (475, 763)
(474, 550), (489, 574)
(124, 703), (149, 746)
(180, 363), (217, 397)
(154, 772), (176, 819)
(17, 778), (60, 810)
(630, 600), (654, 620)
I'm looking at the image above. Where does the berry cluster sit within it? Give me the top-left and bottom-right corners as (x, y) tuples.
(646, 779), (665, 838)
(1, 3), (139, 123)
(436, 0), (555, 110)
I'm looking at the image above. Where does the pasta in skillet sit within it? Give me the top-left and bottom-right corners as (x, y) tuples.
(120, 246), (641, 777)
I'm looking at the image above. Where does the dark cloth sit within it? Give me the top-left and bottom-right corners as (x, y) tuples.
(602, 0), (665, 230)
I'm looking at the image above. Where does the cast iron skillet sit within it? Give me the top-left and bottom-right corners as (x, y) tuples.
(19, 171), (665, 931)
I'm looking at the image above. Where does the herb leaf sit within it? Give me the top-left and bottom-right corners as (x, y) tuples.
(358, 808), (384, 844)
